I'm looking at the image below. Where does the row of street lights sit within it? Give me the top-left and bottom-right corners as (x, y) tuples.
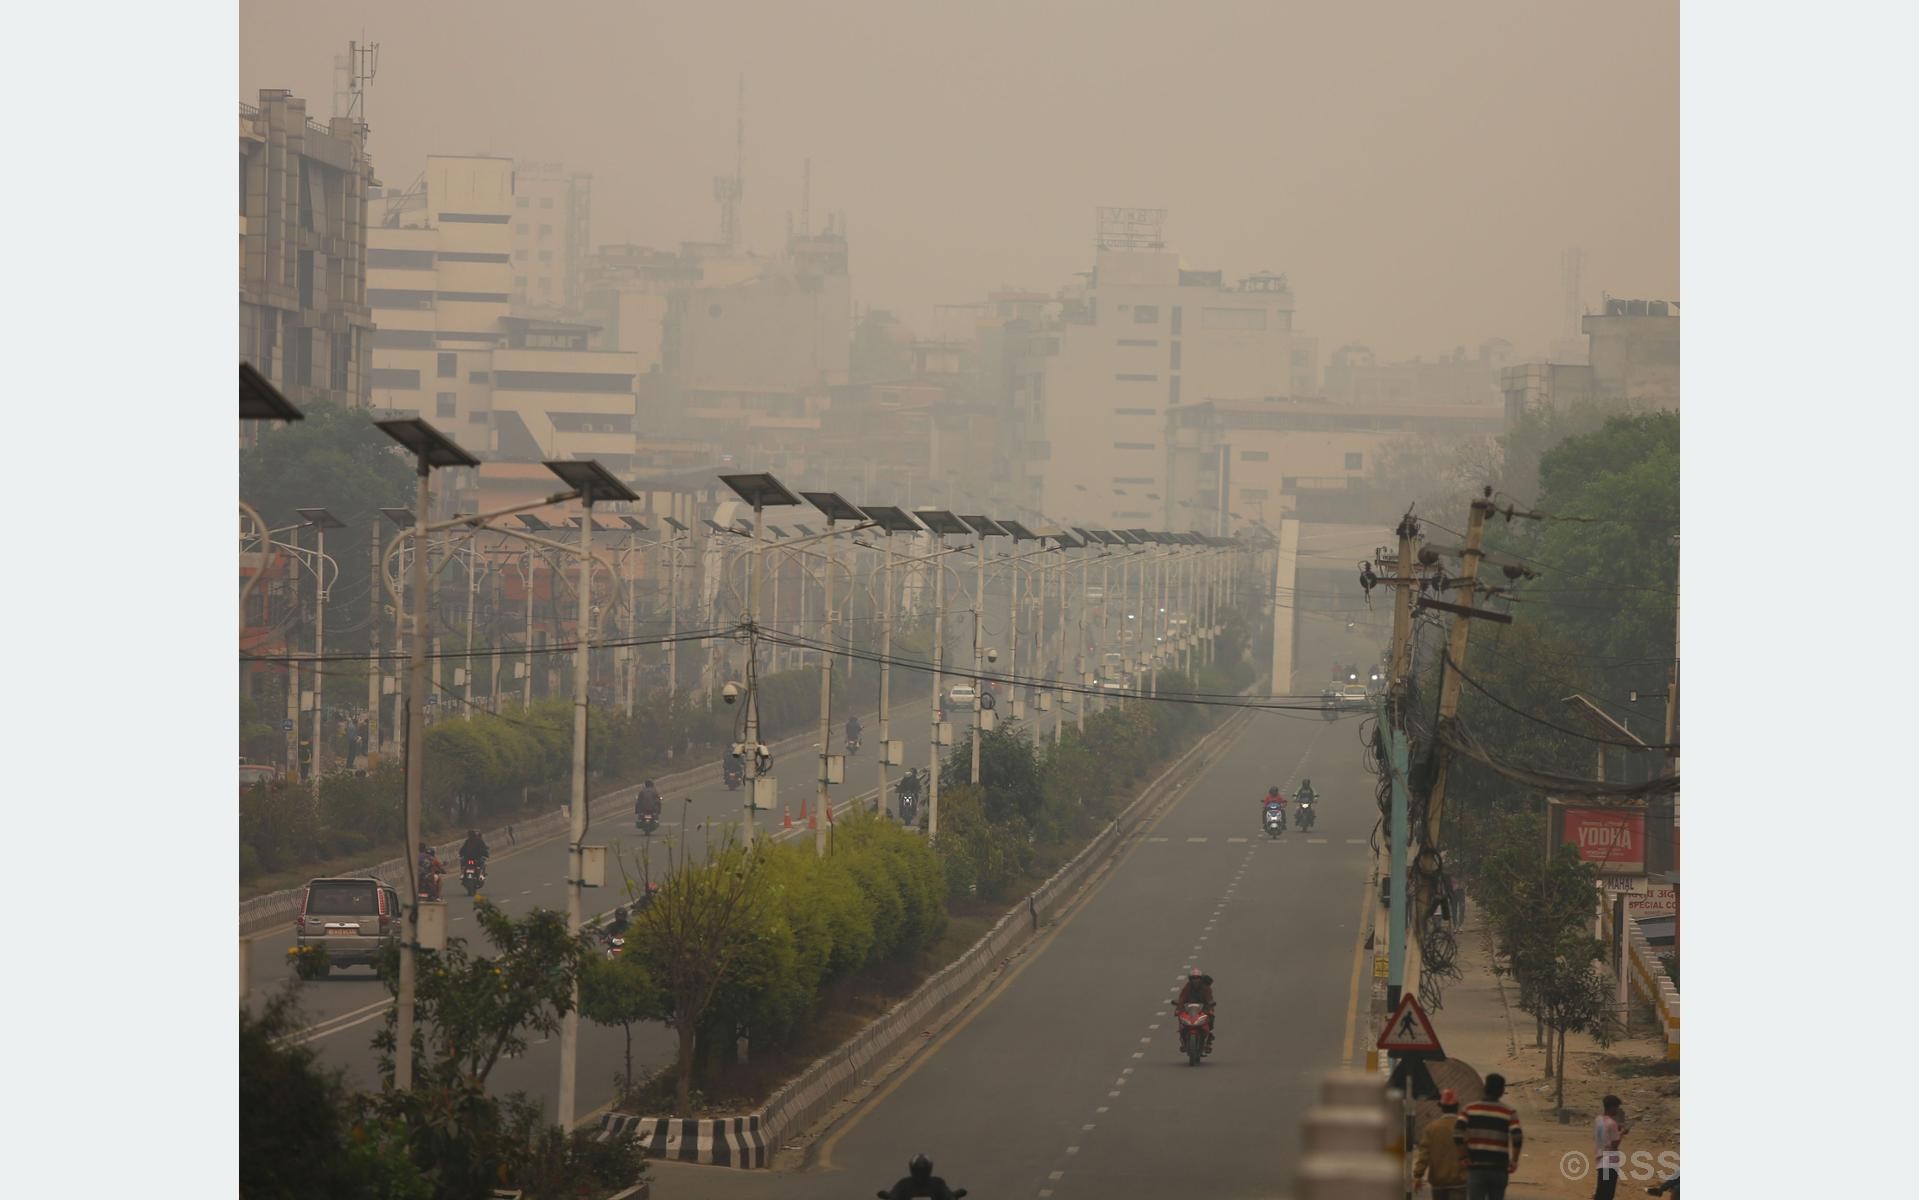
(248, 389), (1252, 1130)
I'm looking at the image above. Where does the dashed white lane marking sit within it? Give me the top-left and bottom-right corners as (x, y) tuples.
(1132, 1051), (1143, 1058)
(1108, 1091), (1120, 1097)
(1039, 1191), (1053, 1198)
(1083, 1123), (1095, 1131)
(1067, 1146), (1080, 1155)
(1122, 1067), (1134, 1074)
(1097, 1106), (1109, 1113)
(1140, 1036), (1151, 1043)
(1187, 836), (1207, 842)
(1049, 1171), (1065, 1181)
(519, 890), (532, 895)
(1308, 837), (1329, 844)
(1228, 836), (1249, 842)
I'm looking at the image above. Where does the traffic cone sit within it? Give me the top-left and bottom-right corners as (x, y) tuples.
(782, 805), (793, 830)
(807, 805), (818, 830)
(799, 796), (809, 822)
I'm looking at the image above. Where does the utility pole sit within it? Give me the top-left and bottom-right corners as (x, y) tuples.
(367, 523), (382, 763)
(878, 528), (896, 816)
(283, 524), (301, 778)
(816, 517), (839, 855)
(1413, 495), (1496, 945)
(929, 530), (946, 839)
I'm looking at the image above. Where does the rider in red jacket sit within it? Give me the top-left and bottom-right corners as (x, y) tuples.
(1176, 970), (1217, 1047)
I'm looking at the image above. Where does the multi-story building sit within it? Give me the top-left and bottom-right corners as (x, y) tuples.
(510, 164), (593, 312)
(1030, 239), (1317, 529)
(366, 155), (644, 489)
(1164, 397), (1504, 531)
(1500, 296), (1679, 422)
(239, 89), (376, 410)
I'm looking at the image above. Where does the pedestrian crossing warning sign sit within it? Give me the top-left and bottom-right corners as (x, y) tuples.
(1376, 993), (1443, 1056)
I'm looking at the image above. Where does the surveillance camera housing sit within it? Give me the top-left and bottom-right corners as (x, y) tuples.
(722, 681), (741, 704)
(986, 648), (999, 663)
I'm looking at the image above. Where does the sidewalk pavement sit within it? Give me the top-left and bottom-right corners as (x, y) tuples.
(1418, 913), (1680, 1199)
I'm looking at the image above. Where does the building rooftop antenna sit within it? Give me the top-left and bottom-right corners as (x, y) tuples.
(347, 36), (379, 137)
(714, 74), (745, 249)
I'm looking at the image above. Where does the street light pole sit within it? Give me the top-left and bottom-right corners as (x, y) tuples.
(929, 535), (945, 838)
(971, 529), (986, 783)
(283, 524), (301, 778)
(296, 509), (346, 774)
(816, 515), (838, 855)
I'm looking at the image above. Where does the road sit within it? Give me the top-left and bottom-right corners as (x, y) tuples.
(648, 704), (1376, 1199)
(250, 690), (954, 1119)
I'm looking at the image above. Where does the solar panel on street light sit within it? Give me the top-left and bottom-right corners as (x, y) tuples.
(376, 418), (481, 469)
(663, 516), (689, 532)
(719, 472), (803, 509)
(913, 509), (973, 536)
(859, 505), (925, 534)
(380, 507), (415, 528)
(240, 362), (304, 421)
(545, 459), (640, 506)
(958, 515), (1007, 538)
(997, 519), (1038, 541)
(296, 507), (347, 530)
(801, 491), (867, 524)
(518, 514), (553, 532)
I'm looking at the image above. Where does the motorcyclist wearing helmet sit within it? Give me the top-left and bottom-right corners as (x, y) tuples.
(1175, 970), (1217, 1048)
(882, 1154), (962, 1200)
(416, 841), (445, 901)
(1295, 778), (1317, 805)
(846, 714), (863, 744)
(458, 828), (490, 871)
(606, 905), (632, 937)
(635, 780), (663, 822)
(1263, 785), (1286, 830)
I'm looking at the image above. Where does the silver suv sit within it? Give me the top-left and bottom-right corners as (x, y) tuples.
(294, 876), (402, 973)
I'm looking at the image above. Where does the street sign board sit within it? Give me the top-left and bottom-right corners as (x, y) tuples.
(1599, 876), (1649, 894)
(1376, 993), (1443, 1056)
(1626, 882), (1678, 920)
(1373, 955), (1389, 979)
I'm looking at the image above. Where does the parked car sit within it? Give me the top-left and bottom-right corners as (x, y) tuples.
(240, 761), (280, 793)
(293, 877), (403, 973)
(946, 683), (979, 707)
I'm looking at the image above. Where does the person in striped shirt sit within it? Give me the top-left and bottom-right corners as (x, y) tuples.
(1454, 1073), (1523, 1200)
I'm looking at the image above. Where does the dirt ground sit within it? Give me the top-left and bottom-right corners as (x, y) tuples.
(1422, 922), (1680, 1198)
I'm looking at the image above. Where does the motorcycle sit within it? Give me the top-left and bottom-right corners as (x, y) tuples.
(1176, 1001), (1215, 1065)
(417, 857), (445, 902)
(636, 810), (661, 837)
(1262, 802), (1286, 839)
(879, 1191), (966, 1199)
(460, 856), (485, 897)
(1295, 799), (1316, 832)
(845, 734), (862, 756)
(895, 771), (922, 828)
(595, 925), (626, 959)
(722, 759), (744, 791)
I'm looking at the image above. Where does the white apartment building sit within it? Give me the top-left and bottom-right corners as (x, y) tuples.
(510, 164), (592, 312)
(367, 155), (644, 474)
(1032, 246), (1316, 530)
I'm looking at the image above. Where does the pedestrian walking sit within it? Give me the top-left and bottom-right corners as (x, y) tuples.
(1413, 1087), (1469, 1200)
(1455, 1072), (1523, 1200)
(1593, 1094), (1627, 1200)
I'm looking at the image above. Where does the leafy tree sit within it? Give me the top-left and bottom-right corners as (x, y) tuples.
(622, 840), (769, 1113)
(579, 953), (666, 1095)
(1520, 940), (1616, 1115)
(240, 991), (430, 1199)
(941, 724), (1044, 823)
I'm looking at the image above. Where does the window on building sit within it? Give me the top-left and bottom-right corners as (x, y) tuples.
(1115, 407), (1157, 416)
(514, 275), (528, 287)
(437, 252), (512, 264)
(540, 197), (554, 208)
(468, 410), (490, 423)
(368, 248), (435, 270)
(1117, 338), (1158, 347)
(539, 250), (554, 262)
(1171, 306), (1183, 335)
(1113, 476), (1154, 485)
(515, 224), (529, 235)
(367, 288), (434, 310)
(1169, 375), (1182, 405)
(1281, 476), (1298, 491)
(437, 352), (457, 378)
(1202, 307), (1267, 331)
(331, 334), (351, 391)
(1115, 373), (1157, 382)
(1170, 341), (1182, 370)
(516, 197), (529, 208)
(1113, 441), (1156, 451)
(469, 370), (490, 383)
(436, 392), (457, 418)
(370, 367), (421, 390)
(1133, 304), (1160, 324)
(1240, 450), (1269, 462)
(1238, 488), (1269, 501)
(1345, 452), (1363, 470)
(539, 224), (553, 237)
(372, 329), (435, 350)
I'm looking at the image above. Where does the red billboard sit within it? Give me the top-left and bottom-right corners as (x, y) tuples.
(1558, 805), (1646, 876)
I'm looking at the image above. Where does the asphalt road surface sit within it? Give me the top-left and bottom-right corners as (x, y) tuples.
(248, 691), (951, 1120)
(647, 704), (1376, 1199)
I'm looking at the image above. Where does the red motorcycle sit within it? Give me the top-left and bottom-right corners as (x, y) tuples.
(1176, 1002), (1214, 1065)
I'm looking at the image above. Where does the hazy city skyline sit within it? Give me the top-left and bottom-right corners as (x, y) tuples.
(241, 0), (1677, 361)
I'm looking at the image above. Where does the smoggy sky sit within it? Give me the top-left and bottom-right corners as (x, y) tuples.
(240, 0), (1676, 360)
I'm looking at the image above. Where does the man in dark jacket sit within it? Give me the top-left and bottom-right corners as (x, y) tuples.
(1175, 970), (1216, 1049)
(882, 1154), (961, 1200)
